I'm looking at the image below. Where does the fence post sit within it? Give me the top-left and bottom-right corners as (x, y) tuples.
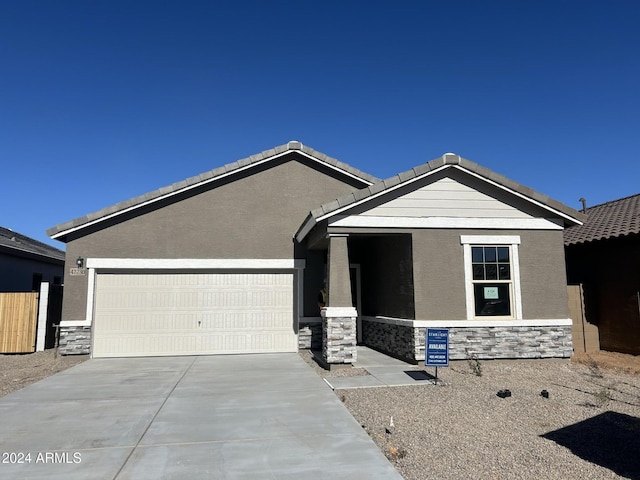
(36, 282), (50, 352)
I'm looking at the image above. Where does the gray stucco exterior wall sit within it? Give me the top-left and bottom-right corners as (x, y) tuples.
(61, 154), (368, 321)
(411, 229), (569, 320)
(412, 231), (467, 320)
(518, 229), (569, 319)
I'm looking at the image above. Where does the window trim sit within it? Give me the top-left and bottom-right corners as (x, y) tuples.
(461, 235), (522, 320)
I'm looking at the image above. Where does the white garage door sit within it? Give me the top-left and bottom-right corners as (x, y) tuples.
(92, 272), (296, 358)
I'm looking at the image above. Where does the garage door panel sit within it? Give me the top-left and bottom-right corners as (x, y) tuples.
(92, 272), (297, 358)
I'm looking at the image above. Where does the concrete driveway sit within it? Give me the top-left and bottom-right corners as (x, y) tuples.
(0, 354), (401, 479)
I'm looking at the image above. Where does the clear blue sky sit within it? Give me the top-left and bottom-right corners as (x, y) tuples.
(2, 1), (639, 248)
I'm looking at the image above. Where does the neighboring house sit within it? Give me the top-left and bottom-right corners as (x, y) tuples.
(47, 142), (584, 362)
(0, 227), (65, 292)
(564, 194), (640, 356)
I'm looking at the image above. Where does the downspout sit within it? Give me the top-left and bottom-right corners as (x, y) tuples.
(579, 284), (587, 353)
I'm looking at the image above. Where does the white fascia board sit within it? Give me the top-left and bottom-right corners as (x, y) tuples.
(86, 258), (306, 270)
(49, 152), (284, 240)
(298, 151), (376, 186)
(330, 216), (563, 230)
(451, 166), (583, 226)
(362, 316), (572, 328)
(51, 150), (374, 240)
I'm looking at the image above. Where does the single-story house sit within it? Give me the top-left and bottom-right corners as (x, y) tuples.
(47, 142), (584, 362)
(0, 227), (65, 292)
(564, 194), (640, 356)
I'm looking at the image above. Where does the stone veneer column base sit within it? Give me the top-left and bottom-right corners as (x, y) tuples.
(322, 307), (357, 365)
(58, 326), (92, 355)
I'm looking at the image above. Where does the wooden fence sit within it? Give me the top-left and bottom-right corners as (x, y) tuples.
(568, 284), (600, 354)
(0, 292), (39, 353)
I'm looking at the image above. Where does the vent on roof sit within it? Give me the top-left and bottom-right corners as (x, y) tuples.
(579, 197), (587, 214)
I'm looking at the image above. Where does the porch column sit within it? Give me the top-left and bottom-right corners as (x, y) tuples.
(322, 234), (357, 365)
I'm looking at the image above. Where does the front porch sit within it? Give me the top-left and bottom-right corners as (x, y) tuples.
(299, 232), (415, 367)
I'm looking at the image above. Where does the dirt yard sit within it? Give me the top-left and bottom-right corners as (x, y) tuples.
(0, 349), (87, 398)
(571, 350), (640, 376)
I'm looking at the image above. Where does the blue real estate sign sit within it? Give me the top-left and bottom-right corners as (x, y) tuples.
(425, 328), (449, 367)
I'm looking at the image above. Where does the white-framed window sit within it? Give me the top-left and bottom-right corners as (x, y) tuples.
(461, 235), (522, 320)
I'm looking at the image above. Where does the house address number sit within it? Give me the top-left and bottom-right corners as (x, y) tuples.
(69, 268), (86, 276)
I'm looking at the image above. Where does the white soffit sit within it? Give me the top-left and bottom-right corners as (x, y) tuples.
(329, 216), (564, 230)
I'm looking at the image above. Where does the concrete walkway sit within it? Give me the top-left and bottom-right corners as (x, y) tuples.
(0, 354), (401, 479)
(324, 346), (436, 390)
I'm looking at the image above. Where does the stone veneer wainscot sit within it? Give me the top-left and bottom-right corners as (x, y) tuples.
(298, 320), (322, 350)
(362, 317), (573, 362)
(59, 326), (92, 355)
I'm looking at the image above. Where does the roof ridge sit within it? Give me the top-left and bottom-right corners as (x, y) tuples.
(584, 191), (640, 211)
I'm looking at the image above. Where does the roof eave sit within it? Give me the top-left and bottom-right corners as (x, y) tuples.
(0, 244), (65, 264)
(48, 142), (378, 241)
(295, 158), (585, 242)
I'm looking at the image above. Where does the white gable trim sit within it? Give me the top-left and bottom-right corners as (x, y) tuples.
(51, 150), (374, 240)
(458, 166), (581, 225)
(329, 216), (564, 230)
(297, 164), (580, 242)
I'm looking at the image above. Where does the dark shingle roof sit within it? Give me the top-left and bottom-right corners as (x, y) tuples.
(564, 193), (640, 245)
(0, 227), (65, 262)
(47, 141), (379, 240)
(296, 153), (584, 240)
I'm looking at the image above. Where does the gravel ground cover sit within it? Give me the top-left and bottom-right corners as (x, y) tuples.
(302, 350), (640, 480)
(2, 349), (638, 478)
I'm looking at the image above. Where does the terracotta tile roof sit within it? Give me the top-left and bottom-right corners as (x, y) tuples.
(564, 193), (640, 245)
(0, 227), (65, 262)
(296, 153), (585, 240)
(47, 142), (379, 240)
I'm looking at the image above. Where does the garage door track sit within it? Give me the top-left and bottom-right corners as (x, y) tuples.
(0, 354), (401, 479)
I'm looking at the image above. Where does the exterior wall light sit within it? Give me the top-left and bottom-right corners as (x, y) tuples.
(76, 256), (84, 268)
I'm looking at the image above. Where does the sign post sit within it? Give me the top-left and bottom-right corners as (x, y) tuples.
(425, 328), (449, 384)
